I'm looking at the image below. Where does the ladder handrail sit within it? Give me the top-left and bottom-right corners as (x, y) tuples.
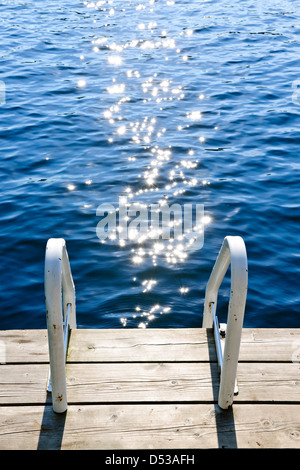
(44, 236), (246, 412)
(202, 236), (248, 409)
(45, 238), (76, 413)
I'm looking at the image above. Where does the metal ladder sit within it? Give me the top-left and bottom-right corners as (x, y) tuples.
(202, 236), (248, 409)
(45, 238), (76, 413)
(45, 236), (247, 413)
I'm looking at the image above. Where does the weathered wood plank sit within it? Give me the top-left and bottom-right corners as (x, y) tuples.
(0, 364), (50, 404)
(64, 362), (300, 404)
(239, 328), (300, 362)
(0, 329), (214, 363)
(67, 328), (300, 363)
(0, 330), (49, 363)
(65, 362), (219, 403)
(236, 363), (300, 402)
(0, 404), (299, 449)
(1, 329), (300, 363)
(67, 328), (216, 362)
(1, 362), (299, 405)
(0, 363), (218, 404)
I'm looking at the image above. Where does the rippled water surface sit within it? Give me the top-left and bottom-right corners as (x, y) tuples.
(0, 0), (299, 329)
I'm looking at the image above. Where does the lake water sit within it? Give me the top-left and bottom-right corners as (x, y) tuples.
(0, 0), (299, 330)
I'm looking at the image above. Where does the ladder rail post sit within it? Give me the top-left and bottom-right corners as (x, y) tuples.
(45, 238), (76, 413)
(202, 236), (248, 409)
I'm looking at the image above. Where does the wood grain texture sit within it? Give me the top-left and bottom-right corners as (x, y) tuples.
(1, 362), (299, 404)
(0, 330), (49, 363)
(67, 328), (216, 362)
(1, 328), (299, 450)
(0, 404), (299, 449)
(1, 329), (299, 363)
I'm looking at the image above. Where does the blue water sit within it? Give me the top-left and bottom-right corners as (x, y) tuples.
(0, 0), (299, 330)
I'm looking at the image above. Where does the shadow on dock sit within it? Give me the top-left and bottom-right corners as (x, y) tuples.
(37, 393), (66, 450)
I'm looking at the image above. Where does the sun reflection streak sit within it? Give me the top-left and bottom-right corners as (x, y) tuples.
(80, 0), (219, 328)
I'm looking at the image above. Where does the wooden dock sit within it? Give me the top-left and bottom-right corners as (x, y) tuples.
(0, 327), (300, 450)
